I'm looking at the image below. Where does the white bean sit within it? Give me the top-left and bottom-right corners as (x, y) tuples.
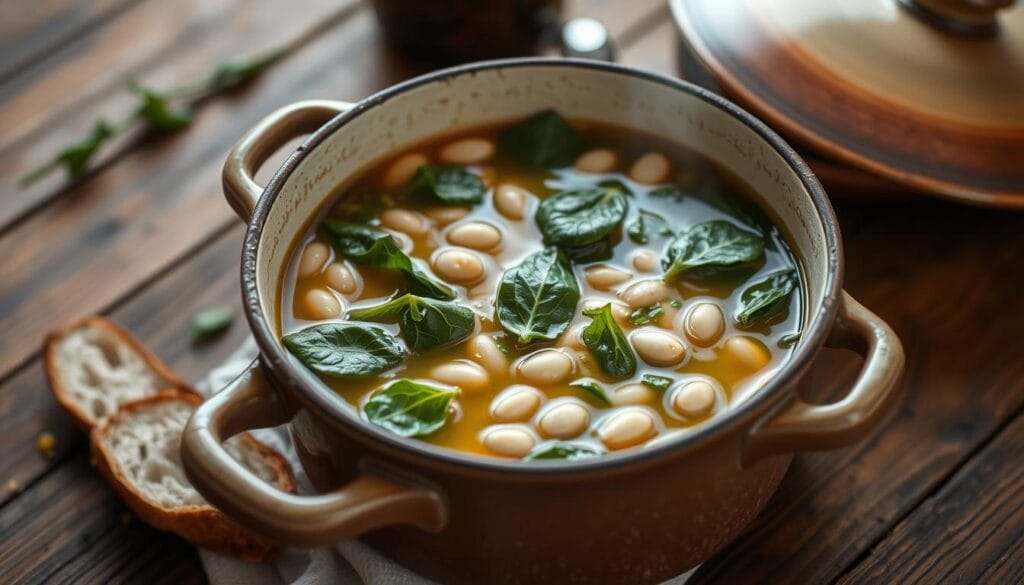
(584, 265), (632, 290)
(629, 153), (670, 184)
(684, 302), (725, 346)
(630, 249), (659, 273)
(618, 279), (671, 308)
(324, 262), (358, 294)
(494, 184), (533, 220)
(724, 336), (770, 371)
(490, 386), (543, 422)
(467, 334), (508, 375)
(672, 379), (717, 418)
(447, 222), (502, 251)
(537, 401), (590, 439)
(631, 328), (687, 366)
(599, 409), (657, 450)
(556, 324), (587, 350)
(611, 383), (655, 406)
(303, 288), (341, 319)
(481, 426), (535, 457)
(380, 208), (429, 236)
(383, 152), (429, 189)
(430, 360), (491, 394)
(581, 299), (632, 326)
(517, 349), (574, 385)
(574, 148), (618, 173)
(298, 242), (330, 277)
(424, 206), (469, 226)
(439, 138), (495, 164)
(432, 248), (486, 285)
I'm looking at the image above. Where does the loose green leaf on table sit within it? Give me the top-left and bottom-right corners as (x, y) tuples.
(207, 49), (284, 91)
(662, 220), (764, 282)
(582, 303), (636, 378)
(283, 323), (405, 378)
(191, 307), (233, 341)
(570, 379), (612, 405)
(498, 109), (586, 168)
(19, 120), (117, 185)
(129, 82), (194, 131)
(641, 374), (674, 391)
(348, 294), (476, 353)
(406, 166), (485, 206)
(629, 304), (664, 326)
(321, 220), (453, 300)
(536, 187), (628, 248)
(523, 442), (602, 461)
(627, 209), (673, 245)
(736, 269), (799, 327)
(496, 247), (580, 345)
(363, 379), (459, 437)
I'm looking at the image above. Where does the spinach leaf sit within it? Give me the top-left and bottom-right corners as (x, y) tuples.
(321, 220), (453, 300)
(191, 307), (233, 341)
(129, 82), (193, 131)
(779, 331), (802, 349)
(498, 109), (586, 168)
(569, 379), (612, 405)
(668, 298), (683, 309)
(363, 379), (459, 437)
(283, 323), (405, 378)
(496, 247), (580, 345)
(662, 220), (764, 281)
(523, 442), (602, 461)
(562, 239), (614, 263)
(641, 374), (674, 391)
(629, 304), (664, 326)
(582, 304), (636, 378)
(536, 187), (628, 247)
(649, 185), (685, 202)
(348, 294), (476, 353)
(405, 165), (485, 206)
(627, 209), (673, 245)
(736, 269), (799, 327)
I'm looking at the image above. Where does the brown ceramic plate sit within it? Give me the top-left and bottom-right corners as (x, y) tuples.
(670, 0), (1024, 208)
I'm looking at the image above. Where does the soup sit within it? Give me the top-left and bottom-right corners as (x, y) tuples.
(278, 110), (803, 461)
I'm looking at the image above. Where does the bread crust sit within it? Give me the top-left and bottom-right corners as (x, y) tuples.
(90, 390), (297, 562)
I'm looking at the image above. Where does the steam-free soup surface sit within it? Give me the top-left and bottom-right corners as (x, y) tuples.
(279, 111), (802, 462)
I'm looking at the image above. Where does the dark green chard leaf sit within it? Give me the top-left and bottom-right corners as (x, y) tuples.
(536, 187), (628, 248)
(779, 332), (802, 349)
(405, 166), (485, 206)
(641, 374), (674, 391)
(363, 379), (459, 437)
(570, 379), (611, 405)
(348, 294), (476, 353)
(523, 442), (602, 461)
(283, 323), (405, 378)
(582, 304), (636, 378)
(321, 220), (453, 300)
(627, 209), (673, 245)
(736, 269), (799, 327)
(129, 82), (194, 131)
(498, 109), (586, 168)
(496, 247), (580, 345)
(662, 220), (764, 281)
(191, 307), (233, 341)
(629, 304), (664, 326)
(562, 239), (614, 263)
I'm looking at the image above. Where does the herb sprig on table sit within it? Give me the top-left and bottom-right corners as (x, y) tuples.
(19, 50), (284, 187)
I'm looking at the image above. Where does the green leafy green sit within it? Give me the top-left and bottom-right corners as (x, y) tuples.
(562, 240), (614, 263)
(496, 247), (580, 345)
(582, 304), (636, 378)
(523, 442), (602, 461)
(19, 120), (117, 185)
(321, 220), (453, 300)
(363, 379), (459, 437)
(569, 379), (611, 405)
(348, 294), (475, 353)
(283, 323), (405, 378)
(627, 209), (673, 245)
(129, 82), (194, 131)
(641, 374), (674, 391)
(405, 165), (485, 206)
(207, 49), (284, 91)
(662, 220), (764, 281)
(536, 187), (628, 248)
(668, 298), (683, 309)
(649, 185), (685, 201)
(628, 304), (664, 326)
(779, 331), (802, 349)
(191, 307), (233, 341)
(498, 109), (586, 168)
(736, 269), (799, 327)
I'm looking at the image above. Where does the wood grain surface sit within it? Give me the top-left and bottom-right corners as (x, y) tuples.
(1, 0), (1022, 583)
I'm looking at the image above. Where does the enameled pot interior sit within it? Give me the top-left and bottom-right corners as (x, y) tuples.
(245, 59), (840, 472)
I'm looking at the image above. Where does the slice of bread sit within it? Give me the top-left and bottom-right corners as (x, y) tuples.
(91, 390), (296, 561)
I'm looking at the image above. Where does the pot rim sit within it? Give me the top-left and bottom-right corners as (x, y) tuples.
(240, 57), (843, 476)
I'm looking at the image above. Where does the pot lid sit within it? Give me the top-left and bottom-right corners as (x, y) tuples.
(670, 0), (1024, 208)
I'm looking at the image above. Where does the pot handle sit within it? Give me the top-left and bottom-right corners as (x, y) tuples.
(222, 99), (354, 220)
(180, 360), (447, 547)
(742, 291), (905, 466)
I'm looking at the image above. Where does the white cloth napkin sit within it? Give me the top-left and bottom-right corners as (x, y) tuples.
(195, 338), (693, 585)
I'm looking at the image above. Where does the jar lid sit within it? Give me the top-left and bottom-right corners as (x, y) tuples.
(671, 0), (1024, 207)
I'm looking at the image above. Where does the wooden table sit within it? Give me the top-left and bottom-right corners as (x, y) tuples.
(2, 1), (1022, 583)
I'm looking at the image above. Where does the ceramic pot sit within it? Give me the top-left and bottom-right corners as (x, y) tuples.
(180, 59), (904, 584)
